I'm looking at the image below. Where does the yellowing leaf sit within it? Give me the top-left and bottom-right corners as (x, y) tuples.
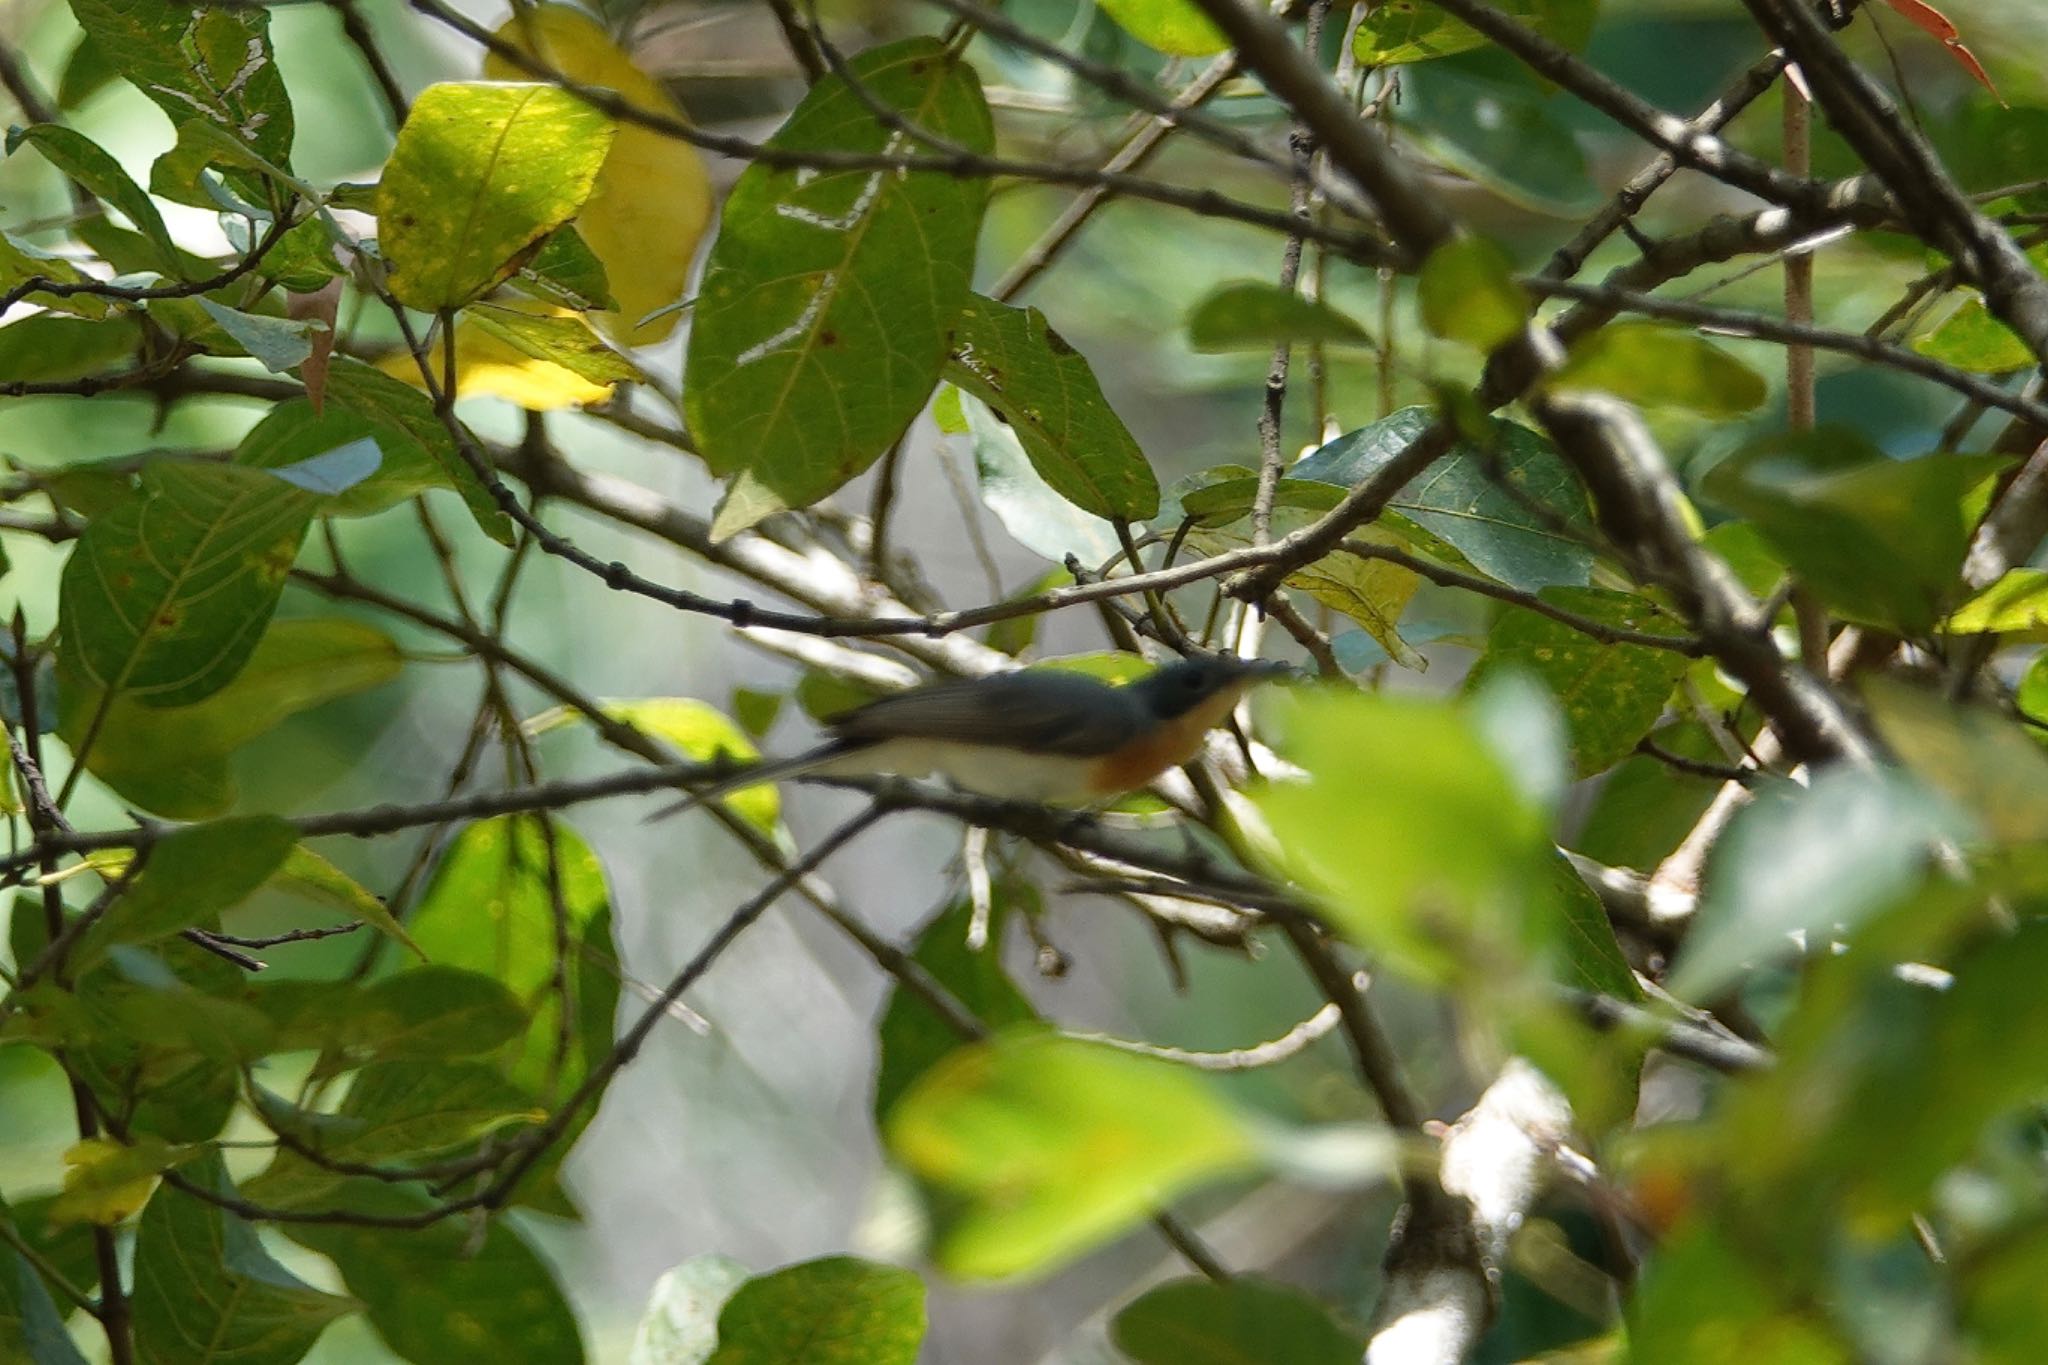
(52, 1137), (188, 1226)
(373, 323), (614, 410)
(528, 697), (782, 836)
(487, 4), (714, 345)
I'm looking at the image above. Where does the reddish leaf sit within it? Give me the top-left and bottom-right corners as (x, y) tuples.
(1882, 0), (2004, 105)
(288, 278), (342, 412)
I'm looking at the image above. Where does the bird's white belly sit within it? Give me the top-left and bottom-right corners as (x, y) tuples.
(828, 739), (1101, 803)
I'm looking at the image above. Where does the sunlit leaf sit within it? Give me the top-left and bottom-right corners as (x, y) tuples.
(377, 81), (614, 311)
(1864, 679), (2048, 845)
(1913, 294), (2033, 373)
(706, 1257), (925, 1365)
(944, 294), (1158, 520)
(1355, 0), (1596, 65)
(528, 697), (782, 836)
(50, 1136), (189, 1227)
(1096, 0), (1229, 55)
(1946, 568), (2048, 633)
(686, 39), (991, 539)
(485, 3), (714, 344)
(1188, 516), (1423, 669)
(372, 320), (615, 412)
(271, 845), (422, 962)
(888, 1033), (1258, 1278)
(1419, 235), (1529, 350)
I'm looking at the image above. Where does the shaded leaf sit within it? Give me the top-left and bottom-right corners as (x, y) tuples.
(323, 357), (515, 544)
(58, 461), (314, 706)
(50, 1136), (188, 1228)
(1913, 295), (2032, 373)
(271, 845), (420, 961)
(377, 82), (614, 311)
(6, 124), (179, 274)
(888, 1033), (1258, 1278)
(1187, 516), (1423, 669)
(77, 817), (296, 966)
(0, 314), (142, 384)
(944, 294), (1158, 520)
(1356, 0), (1596, 65)
(707, 1257), (925, 1365)
(0, 230), (111, 318)
(193, 300), (319, 373)
(875, 894), (1041, 1120)
(1185, 281), (1373, 353)
(1552, 323), (1767, 417)
(236, 392), (453, 517)
(960, 389), (1121, 564)
(1112, 1277), (1364, 1365)
(1864, 679), (2048, 846)
(1419, 235), (1528, 350)
(686, 39), (991, 538)
(0, 1234), (88, 1365)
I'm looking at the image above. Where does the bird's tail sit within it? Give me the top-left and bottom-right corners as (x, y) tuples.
(641, 739), (867, 824)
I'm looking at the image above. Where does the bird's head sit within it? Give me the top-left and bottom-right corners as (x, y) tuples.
(1128, 652), (1297, 720)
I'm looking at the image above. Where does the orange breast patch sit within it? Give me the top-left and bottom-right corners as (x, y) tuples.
(1085, 686), (1247, 795)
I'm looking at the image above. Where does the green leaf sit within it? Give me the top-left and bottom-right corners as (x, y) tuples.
(1187, 517), (1423, 669)
(1464, 588), (1689, 776)
(516, 225), (617, 313)
(1701, 429), (2008, 633)
(1626, 1218), (1853, 1365)
(5, 124), (179, 275)
(323, 357), (515, 544)
(1666, 768), (1966, 1002)
(56, 30), (118, 111)
(1255, 690), (1556, 986)
(59, 618), (401, 818)
(1945, 567), (2048, 634)
(629, 1255), (751, 1365)
(1418, 235), (1529, 350)
(1962, 1217), (2048, 1360)
(262, 1180), (583, 1365)
(0, 1205), (89, 1365)
(528, 697), (782, 836)
(1913, 294), (2033, 373)
(875, 894), (1041, 1120)
(1396, 63), (1592, 213)
(58, 461), (314, 707)
(377, 82), (614, 311)
(0, 229), (111, 318)
(301, 1060), (539, 1164)
(256, 966), (526, 1065)
(1355, 0), (1596, 65)
(128, 1151), (354, 1365)
(1552, 323), (1767, 417)
(1292, 406), (1595, 590)
(76, 816), (296, 968)
(466, 304), (647, 386)
(1184, 282), (1373, 353)
(707, 1257), (925, 1365)
(1096, 0), (1229, 55)
(271, 845), (421, 961)
(943, 294), (1159, 520)
(407, 817), (618, 1105)
(0, 313), (142, 384)
(235, 392), (453, 518)
(685, 39), (991, 539)
(1174, 472), (1345, 528)
(69, 0), (295, 200)
(959, 390), (1122, 564)
(1544, 850), (1641, 1002)
(887, 1033), (1259, 1278)
(1864, 680), (2048, 846)
(1111, 1277), (1364, 1365)
(193, 300), (319, 373)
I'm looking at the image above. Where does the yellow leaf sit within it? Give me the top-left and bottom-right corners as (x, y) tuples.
(373, 323), (613, 411)
(487, 4), (714, 345)
(52, 1137), (183, 1226)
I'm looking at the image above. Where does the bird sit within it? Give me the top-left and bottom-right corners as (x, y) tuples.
(646, 652), (1296, 821)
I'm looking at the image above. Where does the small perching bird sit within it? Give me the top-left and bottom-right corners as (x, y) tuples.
(646, 653), (1295, 821)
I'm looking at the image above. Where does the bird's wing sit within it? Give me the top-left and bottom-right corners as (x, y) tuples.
(828, 671), (1139, 757)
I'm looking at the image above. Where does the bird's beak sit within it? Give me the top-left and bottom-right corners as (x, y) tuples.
(1226, 656), (1302, 684)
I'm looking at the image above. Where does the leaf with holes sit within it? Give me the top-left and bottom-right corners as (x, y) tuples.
(686, 39), (991, 539)
(377, 82), (613, 311)
(943, 294), (1157, 520)
(59, 461), (316, 707)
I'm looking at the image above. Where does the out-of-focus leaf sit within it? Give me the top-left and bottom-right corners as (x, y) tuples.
(1913, 294), (2032, 373)
(1096, 0), (1228, 55)
(77, 817), (297, 964)
(193, 300), (319, 373)
(1880, 0), (2000, 102)
(1864, 679), (2048, 845)
(1552, 323), (1767, 417)
(372, 319), (615, 412)
(49, 1136), (189, 1228)
(528, 697), (782, 836)
(237, 392), (453, 517)
(629, 1255), (750, 1365)
(888, 1033), (1259, 1278)
(324, 357), (515, 543)
(56, 30), (117, 111)
(1356, 0), (1596, 65)
(944, 294), (1158, 520)
(1185, 281), (1372, 353)
(1701, 429), (2007, 633)
(70, 0), (295, 199)
(407, 817), (618, 1107)
(1945, 568), (2048, 633)
(0, 1218), (88, 1364)
(1963, 1218), (2048, 1361)
(1292, 406), (1595, 590)
(0, 230), (111, 318)
(960, 389), (1122, 565)
(6, 124), (179, 274)
(60, 618), (399, 818)
(128, 1150), (353, 1363)
(1667, 767), (1967, 1002)
(1465, 588), (1690, 776)
(1175, 473), (1344, 528)
(59, 461), (315, 706)
(258, 1179), (583, 1365)
(1397, 64), (1592, 213)
(706, 1257), (925, 1365)
(1419, 235), (1528, 350)
(1188, 517), (1423, 669)
(1112, 1277), (1365, 1364)
(1255, 689), (1556, 985)
(0, 314), (141, 383)
(1625, 1217), (1854, 1365)
(377, 81), (613, 311)
(875, 894), (1042, 1120)
(686, 39), (991, 539)
(485, 4), (712, 345)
